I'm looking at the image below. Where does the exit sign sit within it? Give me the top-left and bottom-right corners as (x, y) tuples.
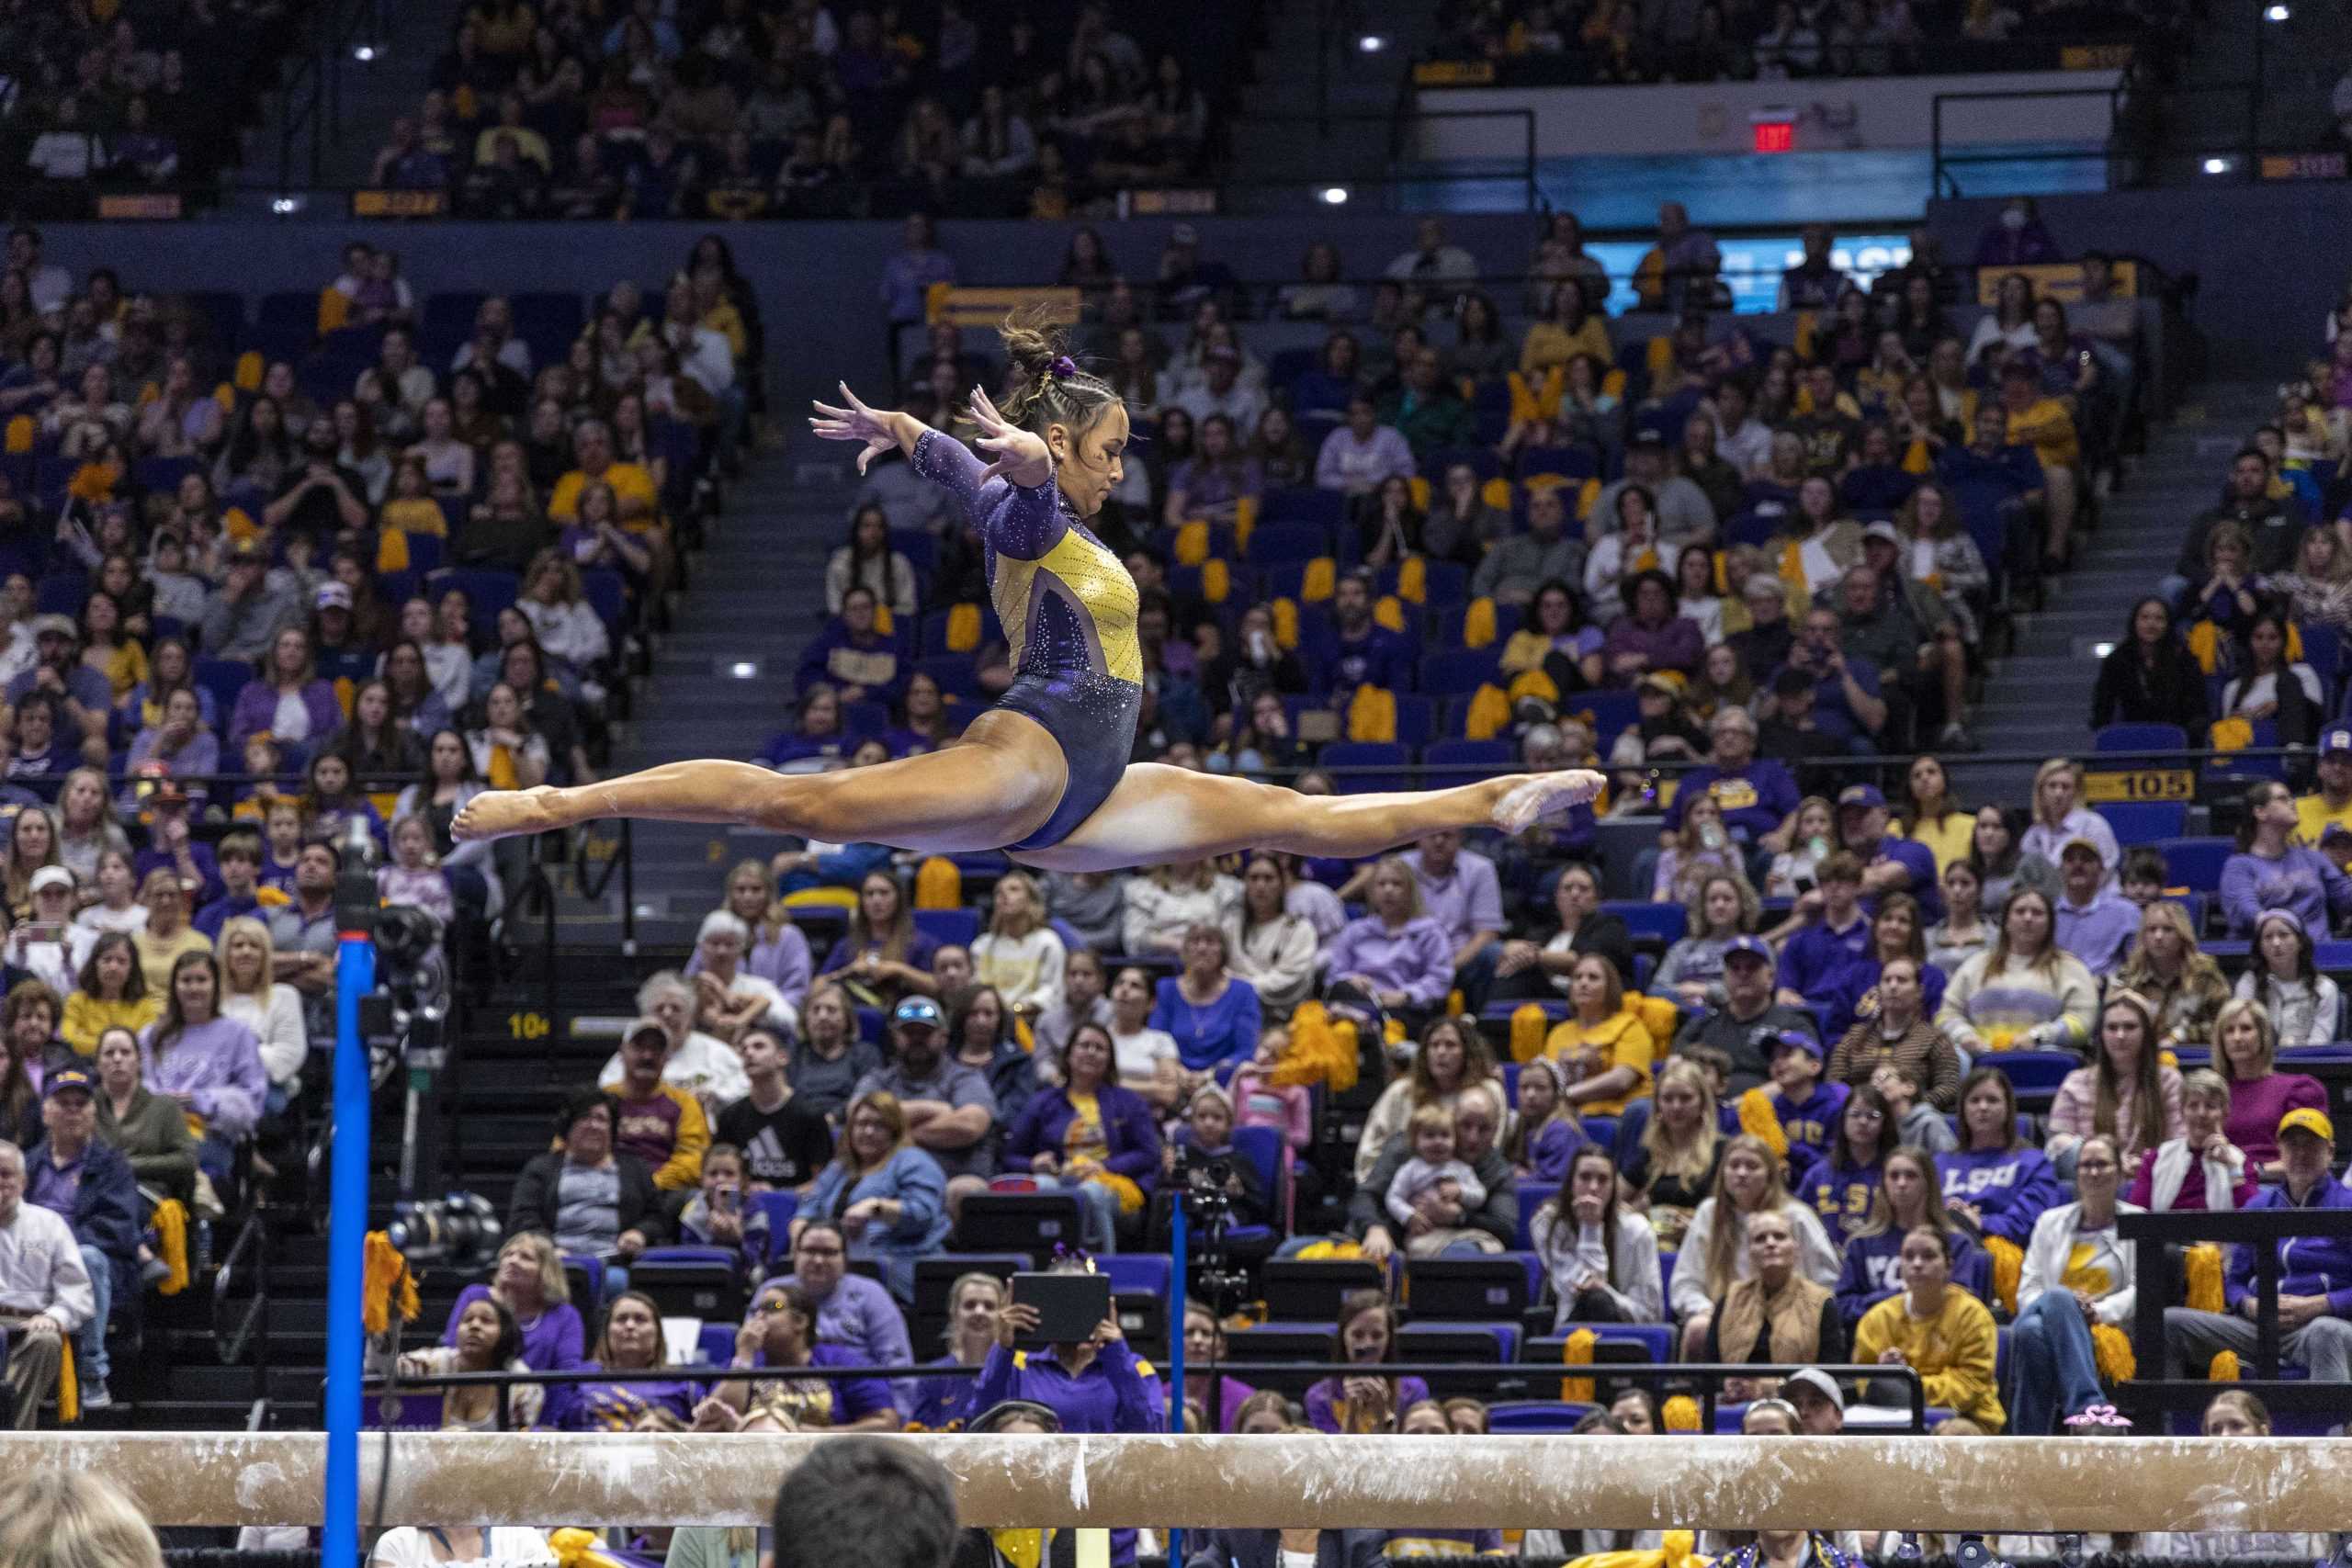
(1752, 118), (1794, 152)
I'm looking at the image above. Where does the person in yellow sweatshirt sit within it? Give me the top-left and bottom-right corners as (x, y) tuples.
(1853, 1223), (2006, 1431)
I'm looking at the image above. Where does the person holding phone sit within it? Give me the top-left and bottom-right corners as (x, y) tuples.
(969, 1258), (1165, 1567)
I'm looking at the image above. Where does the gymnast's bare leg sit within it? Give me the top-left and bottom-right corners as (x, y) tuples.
(449, 707), (1072, 851)
(1003, 763), (1600, 874)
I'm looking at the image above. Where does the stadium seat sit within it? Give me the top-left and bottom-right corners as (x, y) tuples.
(628, 1248), (747, 1325)
(2094, 723), (2187, 755)
(912, 907), (979, 947)
(2096, 801), (2186, 846)
(951, 1192), (1085, 1261)
(2154, 837), (2233, 893)
(1261, 1259), (1387, 1320)
(1603, 900), (1688, 947)
(1319, 741), (1410, 793)
(1421, 649), (1504, 696)
(1259, 488), (1345, 532)
(1486, 1400), (1598, 1431)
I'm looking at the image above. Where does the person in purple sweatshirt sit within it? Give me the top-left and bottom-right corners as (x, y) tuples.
(969, 1255), (1165, 1566)
(137, 950), (265, 1187)
(2164, 1106), (2352, 1382)
(440, 1229), (585, 1371)
(1935, 1066), (2062, 1247)
(1001, 1021), (1160, 1254)
(1766, 1030), (1849, 1178)
(1324, 858), (1455, 1013)
(2220, 780), (2352, 938)
(1831, 1146), (1989, 1327)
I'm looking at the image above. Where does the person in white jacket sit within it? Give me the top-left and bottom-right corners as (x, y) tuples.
(1531, 1145), (1666, 1325)
(1668, 1134), (1839, 1354)
(2007, 1133), (2140, 1433)
(599, 969), (751, 1106)
(1120, 860), (1240, 958)
(518, 550), (611, 673)
(217, 917), (311, 1093)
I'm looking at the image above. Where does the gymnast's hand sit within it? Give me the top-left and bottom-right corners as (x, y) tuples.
(810, 382), (905, 474)
(968, 387), (1054, 488)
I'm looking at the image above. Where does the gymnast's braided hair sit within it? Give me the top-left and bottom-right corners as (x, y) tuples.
(997, 305), (1124, 437)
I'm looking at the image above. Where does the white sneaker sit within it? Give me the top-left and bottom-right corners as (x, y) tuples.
(80, 1384), (113, 1411)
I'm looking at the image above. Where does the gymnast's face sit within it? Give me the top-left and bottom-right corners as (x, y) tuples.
(1047, 403), (1129, 521)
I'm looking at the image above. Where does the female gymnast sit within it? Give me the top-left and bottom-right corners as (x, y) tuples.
(454, 316), (1602, 870)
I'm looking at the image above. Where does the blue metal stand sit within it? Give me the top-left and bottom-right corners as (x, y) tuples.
(322, 931), (376, 1567)
(1168, 1199), (1187, 1568)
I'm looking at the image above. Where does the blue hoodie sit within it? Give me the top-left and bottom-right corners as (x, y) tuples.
(1834, 1224), (1992, 1325)
(1936, 1145), (2063, 1246)
(1771, 1080), (1849, 1175)
(2224, 1174), (2352, 1316)
(1794, 1151), (1882, 1248)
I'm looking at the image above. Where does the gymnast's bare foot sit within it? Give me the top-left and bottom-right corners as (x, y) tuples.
(453, 785), (568, 843)
(1489, 770), (1607, 835)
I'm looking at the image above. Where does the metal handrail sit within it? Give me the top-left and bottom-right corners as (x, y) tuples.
(355, 1359), (1929, 1433)
(211, 1208), (273, 1396)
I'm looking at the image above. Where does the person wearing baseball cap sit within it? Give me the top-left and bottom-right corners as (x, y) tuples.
(22, 1062), (140, 1410)
(2163, 1104), (2352, 1385)
(853, 993), (1000, 1199)
(2295, 721), (2352, 845)
(4, 609), (110, 755)
(2052, 834), (2138, 979)
(1671, 933), (1820, 1094)
(1763, 1027), (1846, 1175)
(6, 863), (92, 998)
(1782, 1366), (1846, 1433)
(1831, 781), (1940, 926)
(604, 1017), (712, 1193)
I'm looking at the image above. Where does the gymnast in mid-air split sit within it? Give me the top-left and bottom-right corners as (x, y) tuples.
(453, 314), (1603, 869)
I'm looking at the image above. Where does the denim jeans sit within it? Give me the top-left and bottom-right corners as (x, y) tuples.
(2007, 1290), (2104, 1434)
(75, 1244), (111, 1385)
(1061, 1176), (1121, 1255)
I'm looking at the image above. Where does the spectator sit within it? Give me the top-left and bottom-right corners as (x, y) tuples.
(22, 1066), (136, 1409)
(1833, 1145), (1986, 1329)
(1656, 873), (1762, 1006)
(2052, 836), (2139, 978)
(760, 1217), (918, 1416)
(1633, 203), (1722, 313)
(1826, 955), (1960, 1110)
(682, 914), (792, 1048)
(132, 868), (211, 981)
(2177, 446), (2302, 583)
(1937, 886), (2097, 1057)
(800, 1090), (950, 1301)
(1002, 1022), (1160, 1255)
(508, 1089), (665, 1270)
(1702, 1207), (1845, 1372)
(1764, 1030), (1848, 1175)
(1148, 923), (1260, 1078)
(1305, 1289), (1428, 1433)
(1103, 965), (1182, 1111)
(6, 616), (110, 764)
(2234, 908), (2342, 1049)
(970, 871), (1067, 1021)
(713, 1280), (899, 1429)
(1937, 1066), (2063, 1247)
(1325, 858), (1453, 1017)
(1532, 1143), (1665, 1325)
(1775, 604), (1888, 752)
(605, 1016), (711, 1193)
(1673, 934), (1818, 1093)
(1122, 860), (1239, 960)
(1669, 1134), (1839, 1358)
(2047, 992), (2185, 1173)
(1225, 853), (1320, 1016)
(2163, 1107), (2352, 1385)
(787, 983), (884, 1125)
(2125, 1068), (2255, 1213)
(62, 931), (157, 1057)
(0, 1138), (93, 1429)
(544, 1291), (699, 1431)
(1472, 491), (1583, 611)
(1774, 851), (1871, 1008)
(879, 213), (955, 326)
(2210, 998), (2327, 1178)
(1033, 947), (1114, 1075)
(1355, 1015), (1497, 1184)
(1794, 1084), (1898, 1247)
(438, 1230), (583, 1372)
(820, 869), (943, 1010)
(216, 918), (305, 1102)
(6, 866), (91, 1001)
(93, 1024), (197, 1210)
(2222, 780), (2352, 938)
(1314, 394), (1415, 496)
(1851, 1224), (2005, 1431)
(1925, 859), (1996, 976)
(854, 995), (999, 1214)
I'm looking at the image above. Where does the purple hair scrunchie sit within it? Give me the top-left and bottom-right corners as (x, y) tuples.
(1048, 355), (1079, 379)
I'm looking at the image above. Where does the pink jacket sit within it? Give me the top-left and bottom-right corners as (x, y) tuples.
(2047, 1064), (2186, 1166)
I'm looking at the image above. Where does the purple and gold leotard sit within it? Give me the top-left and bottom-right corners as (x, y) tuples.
(911, 429), (1141, 850)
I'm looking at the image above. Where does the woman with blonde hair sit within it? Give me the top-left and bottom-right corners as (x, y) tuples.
(2018, 758), (2117, 883)
(216, 916), (307, 1097)
(1120, 857), (1240, 957)
(1668, 1133), (1839, 1359)
(0, 1471), (164, 1568)
(54, 766), (130, 885)
(1653, 871), (1759, 1006)
(437, 1228), (583, 1371)
(1649, 791), (1747, 908)
(1617, 1055), (1723, 1248)
(911, 1269), (1007, 1430)
(684, 858), (813, 1012)
(969, 868), (1068, 1017)
(520, 546), (611, 672)
(2110, 899), (2231, 1046)
(816, 868), (942, 1010)
(2209, 996), (2326, 1178)
(801, 1089), (951, 1299)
